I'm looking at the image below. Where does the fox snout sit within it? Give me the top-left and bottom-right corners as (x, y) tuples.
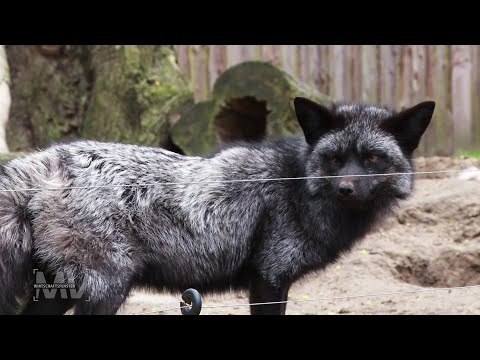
(335, 176), (369, 207)
(338, 180), (355, 196)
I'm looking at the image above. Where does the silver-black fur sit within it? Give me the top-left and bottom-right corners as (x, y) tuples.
(0, 97), (435, 315)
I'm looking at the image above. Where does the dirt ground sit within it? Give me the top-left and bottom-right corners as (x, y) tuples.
(118, 156), (480, 315)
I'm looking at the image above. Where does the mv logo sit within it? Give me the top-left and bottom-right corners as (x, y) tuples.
(33, 269), (90, 301)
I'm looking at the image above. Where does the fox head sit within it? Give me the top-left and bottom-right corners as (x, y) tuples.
(294, 97), (435, 209)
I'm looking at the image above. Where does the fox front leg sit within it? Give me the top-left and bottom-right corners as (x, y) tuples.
(249, 276), (291, 315)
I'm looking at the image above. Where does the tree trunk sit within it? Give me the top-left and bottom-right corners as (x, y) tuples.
(81, 45), (194, 152)
(6, 45), (194, 153)
(6, 45), (88, 151)
(0, 45), (11, 152)
(452, 45), (472, 150)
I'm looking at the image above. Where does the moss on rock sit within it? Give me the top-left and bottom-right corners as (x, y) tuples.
(0, 152), (27, 164)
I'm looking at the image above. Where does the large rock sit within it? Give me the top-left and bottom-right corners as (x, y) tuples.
(171, 61), (330, 155)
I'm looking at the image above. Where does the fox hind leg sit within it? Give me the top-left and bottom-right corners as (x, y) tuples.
(21, 298), (74, 315)
(20, 270), (75, 315)
(72, 273), (134, 315)
(73, 291), (131, 315)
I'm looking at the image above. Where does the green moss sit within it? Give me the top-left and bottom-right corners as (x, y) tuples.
(123, 45), (141, 73)
(171, 100), (220, 154)
(0, 152), (27, 164)
(456, 150), (480, 159)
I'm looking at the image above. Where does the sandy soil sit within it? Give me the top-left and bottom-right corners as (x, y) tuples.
(118, 157), (480, 315)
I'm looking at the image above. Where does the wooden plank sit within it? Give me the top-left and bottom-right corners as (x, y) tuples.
(445, 46), (454, 155)
(425, 45), (434, 100)
(472, 46), (480, 150)
(208, 45), (227, 90)
(331, 45), (345, 101)
(379, 45), (396, 107)
(187, 45), (197, 99)
(252, 45), (262, 60)
(309, 45), (321, 90)
(228, 45), (244, 67)
(451, 45), (473, 151)
(411, 45), (426, 102)
(411, 45), (427, 154)
(191, 45), (210, 101)
(343, 45), (351, 101)
(175, 45), (190, 79)
(399, 45), (412, 110)
(350, 45), (362, 101)
(431, 45), (454, 155)
(392, 45), (403, 109)
(307, 45), (316, 88)
(318, 45), (330, 95)
(341, 45), (351, 101)
(361, 45), (378, 103)
(226, 45), (255, 66)
(423, 45), (436, 156)
(376, 45), (382, 104)
(298, 45), (310, 84)
(240, 45), (253, 60)
(261, 45), (281, 66)
(281, 45), (298, 78)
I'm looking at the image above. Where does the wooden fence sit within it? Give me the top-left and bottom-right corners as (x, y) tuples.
(175, 45), (480, 156)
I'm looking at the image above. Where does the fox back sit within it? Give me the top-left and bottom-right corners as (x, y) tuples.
(0, 97), (434, 315)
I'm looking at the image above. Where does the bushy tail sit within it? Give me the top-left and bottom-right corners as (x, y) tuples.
(0, 246), (32, 314)
(0, 183), (34, 314)
(0, 153), (64, 314)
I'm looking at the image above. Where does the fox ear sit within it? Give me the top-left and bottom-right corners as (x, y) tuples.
(294, 97), (341, 145)
(381, 101), (435, 153)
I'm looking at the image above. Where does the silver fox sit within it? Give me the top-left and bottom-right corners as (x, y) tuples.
(0, 97), (435, 315)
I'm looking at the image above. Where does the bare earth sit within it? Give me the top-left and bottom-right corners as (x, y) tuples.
(118, 157), (480, 315)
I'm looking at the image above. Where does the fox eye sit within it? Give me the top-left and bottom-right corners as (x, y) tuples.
(367, 154), (380, 162)
(330, 155), (341, 163)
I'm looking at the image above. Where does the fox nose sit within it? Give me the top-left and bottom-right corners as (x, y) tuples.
(338, 181), (355, 196)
